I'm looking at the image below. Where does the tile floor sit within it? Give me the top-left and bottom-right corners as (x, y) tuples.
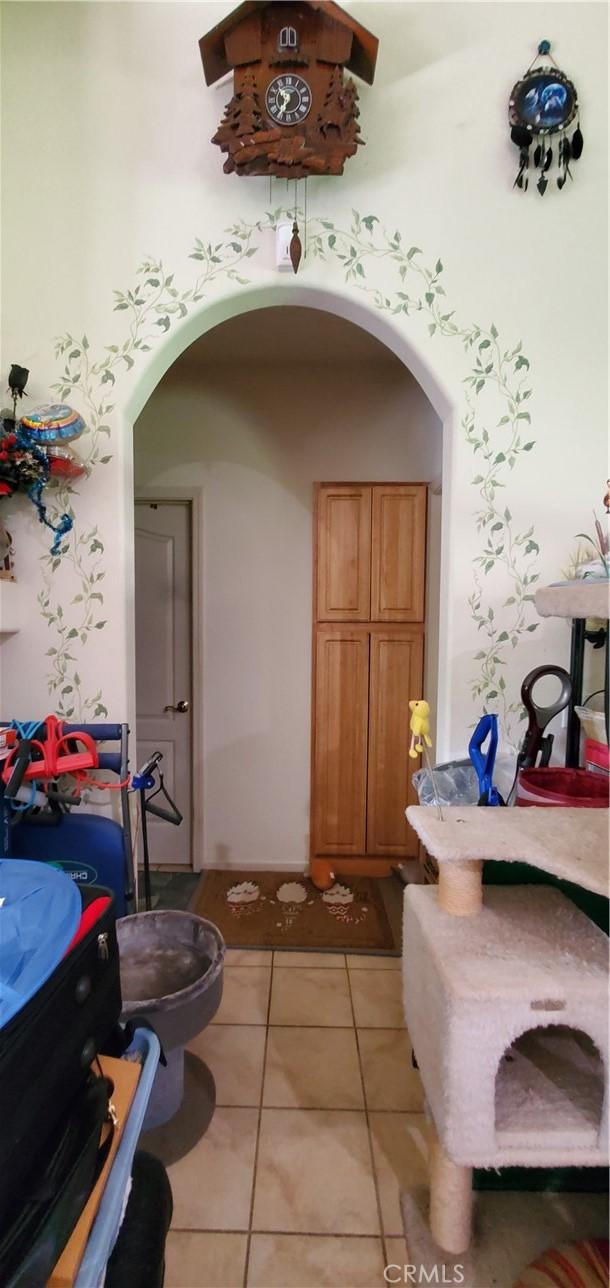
(152, 949), (425, 1287)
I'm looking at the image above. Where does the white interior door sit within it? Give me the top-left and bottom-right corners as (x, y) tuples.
(135, 500), (192, 867)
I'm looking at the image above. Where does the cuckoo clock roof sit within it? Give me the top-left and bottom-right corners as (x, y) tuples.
(199, 1), (378, 86)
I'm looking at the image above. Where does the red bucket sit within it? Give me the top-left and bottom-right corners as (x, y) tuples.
(584, 738), (610, 776)
(516, 767), (610, 808)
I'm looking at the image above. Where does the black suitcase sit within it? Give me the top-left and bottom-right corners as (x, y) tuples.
(0, 884), (122, 1235)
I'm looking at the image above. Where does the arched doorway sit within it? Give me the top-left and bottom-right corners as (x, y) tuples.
(131, 302), (446, 873)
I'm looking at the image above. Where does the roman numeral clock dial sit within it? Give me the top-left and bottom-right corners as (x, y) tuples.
(265, 75), (311, 126)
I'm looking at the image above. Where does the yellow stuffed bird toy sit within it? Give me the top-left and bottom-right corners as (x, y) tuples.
(409, 699), (432, 759)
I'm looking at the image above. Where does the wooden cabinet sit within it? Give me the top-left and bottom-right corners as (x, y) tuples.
(312, 627), (369, 855)
(371, 485), (426, 622)
(366, 627), (424, 857)
(316, 485), (371, 621)
(311, 483), (427, 871)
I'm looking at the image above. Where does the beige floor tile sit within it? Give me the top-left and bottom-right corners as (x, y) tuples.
(350, 969), (405, 1028)
(247, 1234), (386, 1287)
(190, 1024), (266, 1106)
(167, 1107), (259, 1230)
(274, 950), (346, 968)
(369, 1112), (431, 1236)
(263, 1026), (364, 1108)
(347, 954), (401, 970)
(165, 1231), (248, 1287)
(211, 966), (271, 1025)
(358, 1030), (424, 1111)
(384, 1237), (408, 1280)
(270, 967), (353, 1026)
(252, 1108), (380, 1234)
(224, 948), (273, 966)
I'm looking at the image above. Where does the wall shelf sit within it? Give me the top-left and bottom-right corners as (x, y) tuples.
(535, 579), (609, 621)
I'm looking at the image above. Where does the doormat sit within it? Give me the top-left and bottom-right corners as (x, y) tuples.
(190, 871), (400, 955)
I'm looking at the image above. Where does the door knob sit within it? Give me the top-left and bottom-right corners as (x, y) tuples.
(164, 700), (190, 714)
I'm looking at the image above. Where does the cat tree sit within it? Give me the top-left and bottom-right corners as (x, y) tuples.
(402, 805), (608, 1257)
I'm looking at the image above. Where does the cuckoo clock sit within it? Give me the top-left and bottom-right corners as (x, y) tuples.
(199, 1), (378, 179)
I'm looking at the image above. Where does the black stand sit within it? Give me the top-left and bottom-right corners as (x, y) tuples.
(135, 752), (183, 912)
(565, 618), (608, 768)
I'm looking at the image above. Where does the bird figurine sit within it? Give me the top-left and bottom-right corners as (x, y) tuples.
(409, 699), (432, 759)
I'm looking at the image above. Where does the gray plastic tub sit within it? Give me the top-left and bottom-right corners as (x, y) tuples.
(117, 910), (224, 1128)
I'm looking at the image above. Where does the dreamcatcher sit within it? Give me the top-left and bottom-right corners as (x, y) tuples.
(509, 41), (583, 194)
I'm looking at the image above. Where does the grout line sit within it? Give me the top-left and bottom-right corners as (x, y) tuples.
(211, 1020), (406, 1029)
(271, 965), (348, 973)
(345, 963), (390, 1271)
(215, 1102), (425, 1114)
(242, 952), (275, 1288)
(222, 964), (401, 971)
(171, 1225), (389, 1239)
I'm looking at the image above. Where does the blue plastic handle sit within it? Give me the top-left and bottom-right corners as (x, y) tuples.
(468, 714), (501, 805)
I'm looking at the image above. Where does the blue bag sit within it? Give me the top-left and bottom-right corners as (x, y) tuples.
(0, 859), (81, 1028)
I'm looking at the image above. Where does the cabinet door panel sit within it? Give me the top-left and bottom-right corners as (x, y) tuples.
(313, 627), (369, 855)
(316, 485), (371, 621)
(367, 627), (424, 857)
(371, 485), (426, 622)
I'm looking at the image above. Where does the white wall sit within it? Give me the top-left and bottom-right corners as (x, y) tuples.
(0, 2), (606, 765)
(135, 308), (442, 867)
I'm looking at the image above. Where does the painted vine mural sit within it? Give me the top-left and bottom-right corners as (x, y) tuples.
(42, 210), (539, 742)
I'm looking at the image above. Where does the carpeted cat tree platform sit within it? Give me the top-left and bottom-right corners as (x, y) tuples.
(401, 805), (608, 1262)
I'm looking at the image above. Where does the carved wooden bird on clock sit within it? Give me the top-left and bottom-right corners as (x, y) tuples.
(199, 1), (378, 180)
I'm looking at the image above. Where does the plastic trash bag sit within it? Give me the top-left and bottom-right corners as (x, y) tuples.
(413, 756), (517, 808)
(412, 759), (480, 808)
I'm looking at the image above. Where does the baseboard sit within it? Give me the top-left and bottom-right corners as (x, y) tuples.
(194, 859), (308, 873)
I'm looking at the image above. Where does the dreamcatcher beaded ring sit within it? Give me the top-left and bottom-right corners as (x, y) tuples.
(510, 41), (583, 194)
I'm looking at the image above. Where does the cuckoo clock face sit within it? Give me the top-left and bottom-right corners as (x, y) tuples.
(265, 74), (312, 126)
(200, 2), (378, 181)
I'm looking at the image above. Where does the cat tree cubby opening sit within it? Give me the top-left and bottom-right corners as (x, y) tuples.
(495, 1025), (605, 1153)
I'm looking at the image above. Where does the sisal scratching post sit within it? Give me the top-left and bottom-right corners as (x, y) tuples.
(429, 1128), (473, 1254)
(438, 859), (483, 916)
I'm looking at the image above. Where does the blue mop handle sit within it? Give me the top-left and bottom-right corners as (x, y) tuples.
(468, 714), (502, 806)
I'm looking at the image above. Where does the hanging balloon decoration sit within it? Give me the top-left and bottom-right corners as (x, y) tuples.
(509, 41), (583, 195)
(0, 374), (88, 558)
